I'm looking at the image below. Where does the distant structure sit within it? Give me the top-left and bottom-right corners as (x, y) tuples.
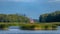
(30, 19), (34, 24)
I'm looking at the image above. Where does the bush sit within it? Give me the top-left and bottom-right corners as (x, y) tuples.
(0, 24), (9, 30)
(20, 25), (35, 30)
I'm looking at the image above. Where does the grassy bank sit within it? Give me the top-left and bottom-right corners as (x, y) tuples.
(0, 24), (9, 30)
(20, 24), (57, 30)
(0, 22), (59, 30)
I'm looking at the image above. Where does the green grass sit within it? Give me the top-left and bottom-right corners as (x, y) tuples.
(0, 22), (59, 26)
(0, 22), (59, 30)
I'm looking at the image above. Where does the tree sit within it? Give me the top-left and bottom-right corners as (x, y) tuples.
(39, 11), (60, 22)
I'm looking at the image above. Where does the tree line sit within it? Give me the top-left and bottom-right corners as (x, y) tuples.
(39, 11), (60, 22)
(0, 14), (30, 23)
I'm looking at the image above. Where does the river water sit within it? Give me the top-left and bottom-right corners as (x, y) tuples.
(0, 26), (60, 34)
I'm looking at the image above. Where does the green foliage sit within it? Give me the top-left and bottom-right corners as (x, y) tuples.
(39, 11), (60, 22)
(20, 25), (35, 30)
(0, 24), (9, 30)
(0, 14), (30, 23)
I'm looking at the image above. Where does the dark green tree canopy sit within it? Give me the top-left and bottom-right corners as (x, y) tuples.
(0, 14), (30, 23)
(39, 11), (60, 22)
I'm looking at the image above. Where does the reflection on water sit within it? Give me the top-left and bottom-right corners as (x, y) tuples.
(57, 26), (60, 30)
(9, 26), (20, 29)
(0, 26), (60, 34)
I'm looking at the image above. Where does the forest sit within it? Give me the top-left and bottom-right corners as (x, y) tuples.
(0, 14), (30, 23)
(39, 11), (60, 22)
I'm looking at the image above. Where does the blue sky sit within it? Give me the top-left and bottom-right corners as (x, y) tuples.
(0, 0), (60, 19)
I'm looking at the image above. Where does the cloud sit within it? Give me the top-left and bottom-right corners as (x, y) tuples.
(48, 0), (60, 2)
(0, 0), (37, 2)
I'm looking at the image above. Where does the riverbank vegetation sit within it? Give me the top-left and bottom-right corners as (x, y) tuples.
(20, 23), (57, 30)
(0, 24), (9, 30)
(0, 11), (60, 30)
(39, 11), (60, 22)
(0, 22), (59, 30)
(0, 14), (30, 23)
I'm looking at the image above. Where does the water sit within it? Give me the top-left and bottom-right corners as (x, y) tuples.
(0, 26), (60, 34)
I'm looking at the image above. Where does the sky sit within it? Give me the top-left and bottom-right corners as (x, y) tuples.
(0, 0), (60, 19)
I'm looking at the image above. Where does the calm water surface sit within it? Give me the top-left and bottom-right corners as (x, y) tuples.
(0, 26), (60, 34)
